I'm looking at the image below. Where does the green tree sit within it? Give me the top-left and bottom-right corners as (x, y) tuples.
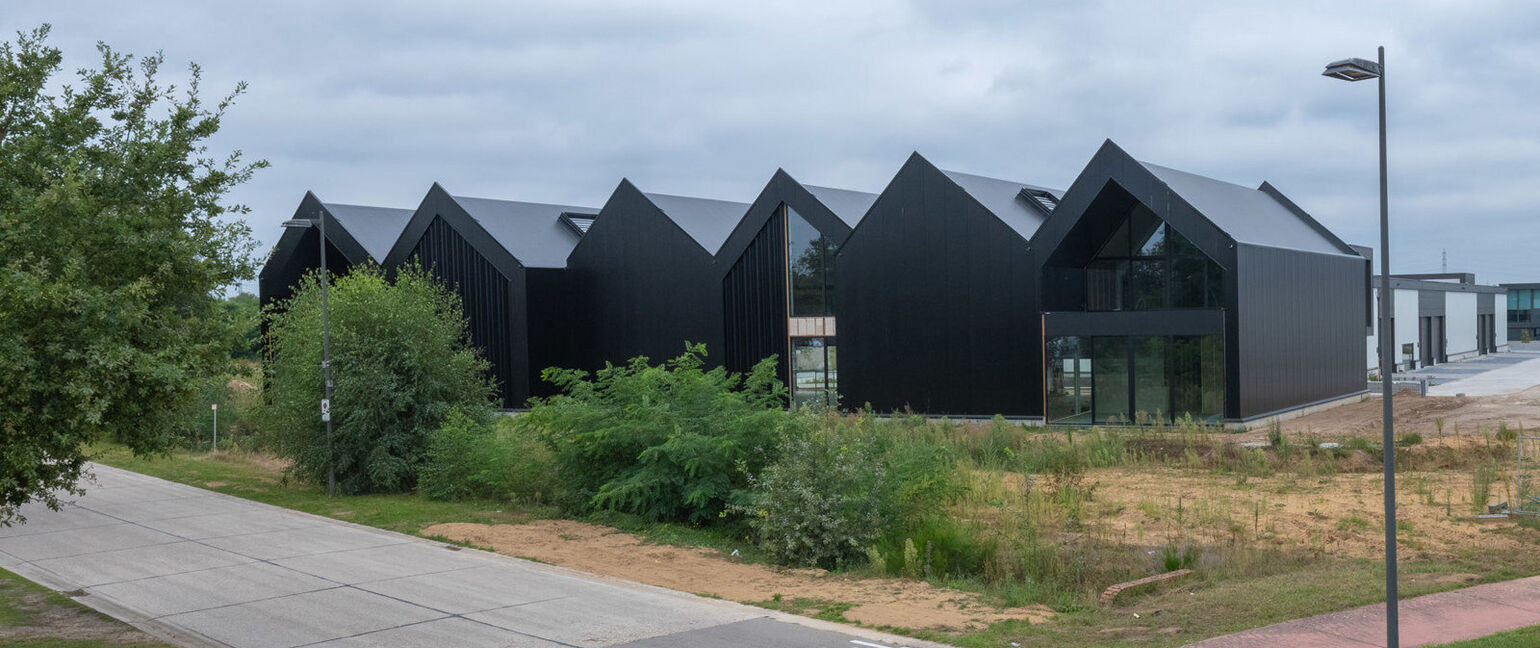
(264, 264), (495, 494)
(0, 26), (263, 523)
(220, 292), (262, 361)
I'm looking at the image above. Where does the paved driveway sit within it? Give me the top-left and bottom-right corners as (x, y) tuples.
(0, 464), (948, 648)
(1424, 350), (1540, 396)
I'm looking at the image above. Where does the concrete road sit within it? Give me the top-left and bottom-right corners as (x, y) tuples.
(0, 464), (952, 648)
(1425, 350), (1540, 396)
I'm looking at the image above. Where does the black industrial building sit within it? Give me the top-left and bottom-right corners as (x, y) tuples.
(1032, 141), (1368, 423)
(564, 180), (747, 372)
(837, 153), (1061, 416)
(380, 183), (597, 407)
(715, 170), (876, 406)
(260, 139), (1382, 424)
(257, 192), (413, 334)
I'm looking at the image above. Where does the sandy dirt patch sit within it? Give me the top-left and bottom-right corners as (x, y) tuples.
(1079, 465), (1539, 562)
(1244, 387), (1540, 441)
(423, 520), (1052, 632)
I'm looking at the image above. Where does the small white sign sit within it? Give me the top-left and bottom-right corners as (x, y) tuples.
(211, 403), (218, 411)
(320, 398), (331, 422)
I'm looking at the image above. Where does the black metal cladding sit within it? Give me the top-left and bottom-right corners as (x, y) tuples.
(525, 267), (587, 397)
(836, 153), (1042, 416)
(1233, 245), (1365, 417)
(409, 215), (524, 407)
(565, 180), (726, 370)
(723, 213), (789, 379)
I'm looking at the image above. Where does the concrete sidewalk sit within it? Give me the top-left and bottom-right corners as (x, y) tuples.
(1187, 575), (1540, 647)
(0, 463), (949, 648)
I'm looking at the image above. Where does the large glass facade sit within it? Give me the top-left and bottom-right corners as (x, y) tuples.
(786, 205), (838, 406)
(787, 207), (835, 317)
(1085, 205), (1223, 311)
(1046, 335), (1224, 424)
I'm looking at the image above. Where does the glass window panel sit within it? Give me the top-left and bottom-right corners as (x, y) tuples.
(1200, 334), (1225, 421)
(825, 336), (837, 405)
(1128, 260), (1166, 310)
(1131, 208), (1165, 257)
(1509, 291), (1520, 310)
(787, 207), (832, 317)
(1092, 337), (1129, 424)
(1046, 337), (1092, 424)
(1086, 260), (1126, 311)
(1095, 219), (1131, 259)
(1132, 336), (1168, 423)
(1169, 336), (1202, 421)
(1522, 290), (1534, 311)
(790, 336), (831, 407)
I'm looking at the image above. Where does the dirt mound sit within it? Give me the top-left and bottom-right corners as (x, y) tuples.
(423, 519), (1053, 632)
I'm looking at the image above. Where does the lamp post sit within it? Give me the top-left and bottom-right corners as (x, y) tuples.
(281, 214), (337, 498)
(1324, 47), (1397, 647)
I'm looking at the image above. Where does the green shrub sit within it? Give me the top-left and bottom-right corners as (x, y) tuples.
(264, 264), (494, 494)
(528, 344), (790, 523)
(740, 417), (888, 569)
(1472, 462), (1498, 512)
(420, 410), (555, 503)
(1399, 432), (1423, 447)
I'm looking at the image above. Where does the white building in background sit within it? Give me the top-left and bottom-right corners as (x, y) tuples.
(1365, 272), (1507, 373)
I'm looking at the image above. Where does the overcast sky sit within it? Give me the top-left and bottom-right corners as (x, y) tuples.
(9, 1), (1538, 290)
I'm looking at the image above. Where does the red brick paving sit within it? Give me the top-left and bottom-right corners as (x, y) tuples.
(1187, 575), (1540, 647)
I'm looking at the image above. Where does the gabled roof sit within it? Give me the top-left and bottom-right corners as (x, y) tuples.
(940, 169), (1063, 241)
(803, 185), (878, 228)
(318, 201), (414, 262)
(1138, 162), (1352, 256)
(450, 196), (599, 269)
(642, 192), (750, 254)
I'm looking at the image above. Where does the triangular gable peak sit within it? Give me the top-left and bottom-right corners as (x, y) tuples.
(712, 169), (876, 273)
(1031, 141), (1236, 272)
(293, 191), (374, 266)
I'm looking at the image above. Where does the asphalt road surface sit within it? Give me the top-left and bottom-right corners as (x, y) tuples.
(0, 463), (953, 648)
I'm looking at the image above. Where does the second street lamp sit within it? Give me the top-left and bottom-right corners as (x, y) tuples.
(280, 214), (337, 498)
(1323, 46), (1397, 648)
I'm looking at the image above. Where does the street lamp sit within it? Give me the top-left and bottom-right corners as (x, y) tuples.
(281, 214), (337, 498)
(1324, 46), (1397, 648)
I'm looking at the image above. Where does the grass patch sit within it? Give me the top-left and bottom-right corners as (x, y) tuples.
(0, 566), (173, 647)
(89, 444), (552, 535)
(753, 596), (858, 623)
(1426, 624), (1540, 647)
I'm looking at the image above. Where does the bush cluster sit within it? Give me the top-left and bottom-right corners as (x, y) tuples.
(524, 343), (790, 523)
(420, 409), (555, 503)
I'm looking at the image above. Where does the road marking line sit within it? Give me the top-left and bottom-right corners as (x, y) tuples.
(850, 640), (909, 648)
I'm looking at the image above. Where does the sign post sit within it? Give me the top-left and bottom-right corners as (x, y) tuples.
(211, 403), (218, 453)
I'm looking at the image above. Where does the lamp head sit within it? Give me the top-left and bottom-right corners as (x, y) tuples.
(1323, 57), (1381, 81)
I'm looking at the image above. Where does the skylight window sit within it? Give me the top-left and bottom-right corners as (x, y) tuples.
(1020, 188), (1059, 214)
(559, 213), (595, 236)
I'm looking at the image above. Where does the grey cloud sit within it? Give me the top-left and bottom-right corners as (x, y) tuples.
(6, 0), (1536, 288)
